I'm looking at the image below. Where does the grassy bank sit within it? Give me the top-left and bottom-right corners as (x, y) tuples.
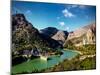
(44, 44), (96, 72)
(44, 56), (96, 72)
(64, 44), (96, 55)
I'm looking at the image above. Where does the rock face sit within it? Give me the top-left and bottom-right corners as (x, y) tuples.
(12, 14), (96, 52)
(12, 14), (62, 55)
(40, 27), (68, 45)
(12, 14), (39, 52)
(64, 23), (96, 47)
(86, 24), (96, 44)
(52, 31), (68, 44)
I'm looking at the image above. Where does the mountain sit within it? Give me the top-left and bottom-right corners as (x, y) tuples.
(40, 27), (58, 37)
(40, 27), (68, 44)
(12, 14), (62, 55)
(64, 23), (96, 47)
(12, 13), (95, 53)
(52, 31), (68, 44)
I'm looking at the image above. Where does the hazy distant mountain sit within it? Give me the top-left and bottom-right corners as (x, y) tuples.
(40, 27), (69, 44)
(40, 27), (58, 37)
(52, 31), (68, 44)
(64, 23), (96, 47)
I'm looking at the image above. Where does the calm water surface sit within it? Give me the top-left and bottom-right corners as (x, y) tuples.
(12, 50), (78, 74)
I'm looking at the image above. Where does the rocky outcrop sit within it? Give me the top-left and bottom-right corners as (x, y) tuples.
(12, 14), (62, 55)
(64, 23), (96, 47)
(40, 27), (68, 45)
(52, 31), (68, 44)
(86, 24), (96, 44)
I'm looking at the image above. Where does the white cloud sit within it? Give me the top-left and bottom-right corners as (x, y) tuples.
(59, 21), (69, 30)
(25, 10), (32, 15)
(62, 9), (75, 18)
(59, 22), (65, 26)
(57, 17), (60, 20)
(65, 26), (69, 30)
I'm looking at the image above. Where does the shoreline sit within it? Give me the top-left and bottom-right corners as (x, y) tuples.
(64, 49), (83, 55)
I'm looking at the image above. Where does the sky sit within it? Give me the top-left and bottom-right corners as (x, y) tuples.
(12, 1), (96, 32)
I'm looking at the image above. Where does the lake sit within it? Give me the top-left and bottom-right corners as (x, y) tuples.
(12, 49), (79, 74)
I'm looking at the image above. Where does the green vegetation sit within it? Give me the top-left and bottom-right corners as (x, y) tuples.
(79, 57), (96, 70)
(43, 44), (96, 72)
(12, 14), (96, 74)
(64, 44), (96, 55)
(79, 44), (95, 55)
(44, 56), (96, 72)
(64, 40), (74, 49)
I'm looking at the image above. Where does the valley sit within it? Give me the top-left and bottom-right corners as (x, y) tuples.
(12, 13), (96, 74)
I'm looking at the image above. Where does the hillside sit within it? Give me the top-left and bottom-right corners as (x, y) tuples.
(12, 14), (62, 56)
(40, 27), (68, 45)
(64, 23), (96, 47)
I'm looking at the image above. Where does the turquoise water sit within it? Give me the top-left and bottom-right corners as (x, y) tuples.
(12, 50), (78, 74)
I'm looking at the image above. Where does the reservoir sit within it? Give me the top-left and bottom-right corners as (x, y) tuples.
(12, 49), (79, 74)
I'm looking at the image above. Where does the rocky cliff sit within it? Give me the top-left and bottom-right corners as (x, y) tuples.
(64, 23), (96, 47)
(52, 31), (68, 44)
(40, 27), (68, 45)
(12, 14), (62, 54)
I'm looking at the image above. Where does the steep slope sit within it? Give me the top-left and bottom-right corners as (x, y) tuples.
(52, 31), (68, 44)
(40, 27), (68, 45)
(64, 23), (96, 47)
(12, 14), (62, 54)
(40, 27), (58, 37)
(67, 23), (95, 40)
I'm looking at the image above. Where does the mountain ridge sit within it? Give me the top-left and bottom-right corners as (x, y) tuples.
(64, 23), (96, 47)
(12, 13), (62, 55)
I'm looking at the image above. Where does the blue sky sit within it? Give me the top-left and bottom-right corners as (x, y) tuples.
(12, 1), (96, 32)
